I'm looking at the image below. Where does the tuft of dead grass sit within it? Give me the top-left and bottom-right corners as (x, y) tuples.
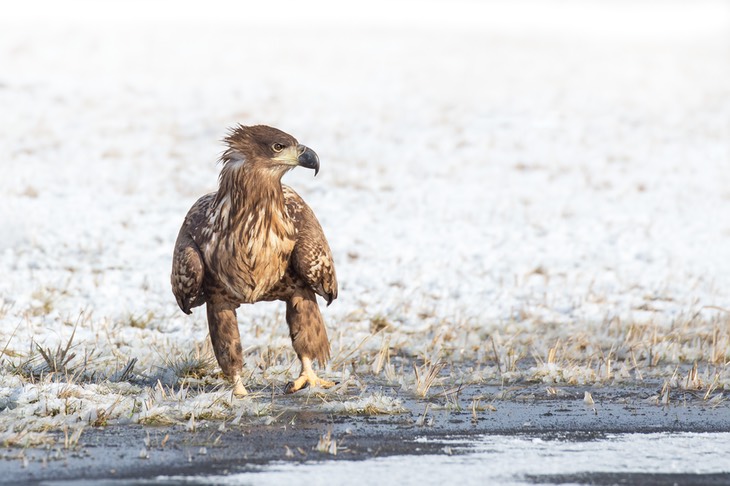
(315, 429), (337, 455)
(126, 312), (155, 330)
(163, 341), (216, 380)
(413, 361), (444, 397)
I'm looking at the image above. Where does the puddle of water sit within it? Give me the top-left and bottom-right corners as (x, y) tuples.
(175, 432), (730, 486)
(43, 432), (730, 486)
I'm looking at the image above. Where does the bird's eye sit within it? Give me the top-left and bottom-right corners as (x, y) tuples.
(272, 143), (285, 152)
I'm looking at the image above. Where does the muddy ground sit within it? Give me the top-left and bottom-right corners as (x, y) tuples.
(3, 380), (729, 485)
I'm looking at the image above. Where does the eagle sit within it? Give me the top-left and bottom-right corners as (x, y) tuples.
(171, 125), (337, 396)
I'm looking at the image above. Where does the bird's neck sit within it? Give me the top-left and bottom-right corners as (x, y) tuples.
(213, 164), (286, 232)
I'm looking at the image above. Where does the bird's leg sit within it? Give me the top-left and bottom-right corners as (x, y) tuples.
(284, 290), (334, 394)
(206, 302), (248, 396)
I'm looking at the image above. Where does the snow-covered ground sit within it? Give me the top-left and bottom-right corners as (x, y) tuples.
(1, 1), (729, 440)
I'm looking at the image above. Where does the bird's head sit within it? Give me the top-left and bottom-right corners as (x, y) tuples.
(220, 125), (320, 177)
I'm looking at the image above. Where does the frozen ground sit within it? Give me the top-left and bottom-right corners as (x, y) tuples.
(0, 0), (729, 470)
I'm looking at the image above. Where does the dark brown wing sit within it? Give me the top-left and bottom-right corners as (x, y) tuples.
(283, 185), (338, 305)
(171, 196), (212, 314)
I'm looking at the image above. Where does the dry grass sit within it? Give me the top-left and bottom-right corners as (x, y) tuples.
(112, 357), (138, 382)
(35, 329), (77, 375)
(315, 429), (337, 455)
(28, 287), (57, 317)
(126, 312), (155, 330)
(163, 340), (217, 380)
(371, 335), (391, 376)
(0, 306), (728, 450)
(63, 426), (84, 450)
(413, 361), (445, 397)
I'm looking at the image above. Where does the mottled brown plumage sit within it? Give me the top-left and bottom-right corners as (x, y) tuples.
(171, 125), (337, 395)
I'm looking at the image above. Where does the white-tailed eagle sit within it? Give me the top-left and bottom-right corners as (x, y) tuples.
(171, 125), (337, 395)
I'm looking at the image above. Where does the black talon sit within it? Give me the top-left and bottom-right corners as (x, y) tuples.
(285, 380), (311, 394)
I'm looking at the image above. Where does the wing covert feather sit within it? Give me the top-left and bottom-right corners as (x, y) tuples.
(283, 186), (338, 304)
(170, 198), (210, 314)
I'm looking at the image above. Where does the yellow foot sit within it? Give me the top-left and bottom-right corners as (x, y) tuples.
(232, 375), (248, 397)
(285, 371), (335, 394)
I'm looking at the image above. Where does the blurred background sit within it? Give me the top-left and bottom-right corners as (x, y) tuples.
(0, 0), (728, 344)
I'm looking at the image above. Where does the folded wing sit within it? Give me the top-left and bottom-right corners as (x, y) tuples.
(283, 186), (338, 305)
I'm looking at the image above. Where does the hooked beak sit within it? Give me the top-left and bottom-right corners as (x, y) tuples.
(297, 145), (320, 176)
